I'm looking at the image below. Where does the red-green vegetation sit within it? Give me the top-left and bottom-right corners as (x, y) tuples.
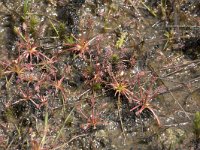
(0, 0), (200, 149)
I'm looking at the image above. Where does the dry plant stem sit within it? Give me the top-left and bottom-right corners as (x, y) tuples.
(128, 0), (140, 14)
(150, 67), (191, 121)
(164, 121), (189, 127)
(53, 134), (88, 150)
(161, 59), (200, 71)
(40, 110), (48, 149)
(54, 107), (75, 143)
(75, 89), (90, 102)
(161, 61), (200, 78)
(157, 77), (200, 94)
(6, 138), (15, 150)
(117, 95), (126, 140)
(168, 90), (191, 120)
(26, 13), (61, 23)
(157, 77), (191, 120)
(140, 1), (157, 17)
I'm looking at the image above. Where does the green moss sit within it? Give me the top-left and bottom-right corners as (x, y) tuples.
(193, 111), (200, 139)
(115, 32), (127, 49)
(30, 16), (39, 35)
(23, 0), (30, 17)
(65, 35), (75, 44)
(30, 16), (38, 27)
(58, 22), (67, 40)
(92, 83), (102, 91)
(3, 108), (18, 124)
(110, 54), (119, 63)
(48, 21), (67, 39)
